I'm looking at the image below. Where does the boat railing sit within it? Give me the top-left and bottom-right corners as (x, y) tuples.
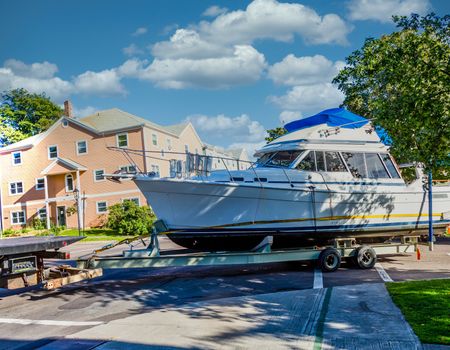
(105, 146), (294, 186)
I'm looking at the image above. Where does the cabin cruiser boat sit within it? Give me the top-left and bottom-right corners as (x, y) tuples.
(134, 108), (450, 251)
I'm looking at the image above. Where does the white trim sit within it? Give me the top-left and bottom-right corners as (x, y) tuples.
(116, 133), (128, 148)
(10, 209), (26, 225)
(1, 189), (142, 208)
(76, 140), (88, 156)
(62, 119), (69, 128)
(8, 181), (24, 196)
(11, 151), (22, 166)
(93, 169), (106, 182)
(35, 178), (45, 191)
(36, 207), (47, 220)
(96, 201), (108, 214)
(48, 144), (58, 160)
(65, 173), (74, 192)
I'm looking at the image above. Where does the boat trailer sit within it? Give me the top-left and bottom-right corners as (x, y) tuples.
(77, 220), (419, 274)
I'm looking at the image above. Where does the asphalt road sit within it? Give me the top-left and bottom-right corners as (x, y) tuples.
(0, 236), (448, 349)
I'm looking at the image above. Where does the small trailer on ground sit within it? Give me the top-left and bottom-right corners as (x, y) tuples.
(77, 220), (419, 274)
(0, 236), (102, 290)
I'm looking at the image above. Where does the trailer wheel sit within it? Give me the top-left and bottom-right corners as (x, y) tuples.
(318, 248), (341, 272)
(355, 246), (377, 269)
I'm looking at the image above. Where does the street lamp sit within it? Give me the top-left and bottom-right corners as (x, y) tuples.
(73, 188), (82, 237)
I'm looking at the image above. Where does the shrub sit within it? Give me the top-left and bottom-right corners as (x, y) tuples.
(50, 224), (64, 235)
(3, 228), (16, 236)
(32, 217), (46, 230)
(107, 201), (155, 235)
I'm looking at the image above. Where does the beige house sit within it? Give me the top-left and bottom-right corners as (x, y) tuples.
(0, 102), (248, 231)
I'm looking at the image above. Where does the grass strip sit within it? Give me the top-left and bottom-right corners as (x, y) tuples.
(386, 279), (450, 345)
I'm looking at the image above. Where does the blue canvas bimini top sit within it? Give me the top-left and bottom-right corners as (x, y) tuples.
(284, 108), (369, 132)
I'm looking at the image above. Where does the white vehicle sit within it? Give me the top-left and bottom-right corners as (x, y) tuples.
(134, 108), (450, 251)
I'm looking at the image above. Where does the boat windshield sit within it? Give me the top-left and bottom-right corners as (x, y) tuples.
(257, 151), (304, 168)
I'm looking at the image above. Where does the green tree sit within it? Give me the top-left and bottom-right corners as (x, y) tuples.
(107, 200), (155, 235)
(265, 127), (287, 143)
(0, 88), (63, 145)
(333, 13), (449, 175)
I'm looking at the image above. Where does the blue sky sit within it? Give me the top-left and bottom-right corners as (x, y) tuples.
(0, 0), (448, 154)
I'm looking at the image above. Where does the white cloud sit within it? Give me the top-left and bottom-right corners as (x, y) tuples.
(4, 59), (58, 79)
(348, 0), (431, 22)
(116, 59), (147, 78)
(186, 113), (267, 148)
(74, 69), (126, 96)
(268, 54), (345, 86)
(279, 110), (302, 124)
(270, 83), (344, 112)
(71, 105), (97, 118)
(142, 45), (267, 89)
(132, 27), (148, 36)
(122, 44), (144, 57)
(203, 5), (228, 17)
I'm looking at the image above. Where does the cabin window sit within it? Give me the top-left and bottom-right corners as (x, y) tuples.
(325, 152), (347, 172)
(316, 151), (326, 172)
(365, 153), (390, 178)
(342, 152), (367, 178)
(65, 174), (74, 191)
(256, 152), (275, 166)
(380, 154), (401, 178)
(296, 151), (316, 171)
(264, 151), (303, 168)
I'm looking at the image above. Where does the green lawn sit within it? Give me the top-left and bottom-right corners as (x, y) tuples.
(55, 228), (139, 242)
(386, 279), (450, 345)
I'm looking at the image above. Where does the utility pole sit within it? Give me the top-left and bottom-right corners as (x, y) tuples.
(428, 170), (434, 251)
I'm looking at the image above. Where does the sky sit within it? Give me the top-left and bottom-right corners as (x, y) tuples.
(0, 0), (448, 155)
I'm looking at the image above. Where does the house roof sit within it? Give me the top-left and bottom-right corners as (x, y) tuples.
(0, 134), (41, 153)
(41, 157), (87, 176)
(164, 123), (189, 136)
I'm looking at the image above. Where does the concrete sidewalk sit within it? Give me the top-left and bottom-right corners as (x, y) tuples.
(39, 283), (422, 350)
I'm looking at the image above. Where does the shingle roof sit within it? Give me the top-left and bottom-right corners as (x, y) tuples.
(164, 123), (188, 136)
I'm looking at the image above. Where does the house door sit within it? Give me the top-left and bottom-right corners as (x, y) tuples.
(57, 206), (66, 226)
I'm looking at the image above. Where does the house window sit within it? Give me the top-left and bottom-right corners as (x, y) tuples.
(12, 152), (22, 165)
(37, 208), (47, 221)
(123, 197), (140, 206)
(77, 140), (88, 155)
(48, 145), (58, 159)
(167, 138), (172, 150)
(96, 201), (108, 213)
(9, 181), (24, 195)
(35, 178), (45, 191)
(152, 134), (158, 146)
(117, 133), (128, 148)
(11, 210), (26, 225)
(94, 169), (105, 182)
(151, 165), (160, 177)
(65, 174), (74, 192)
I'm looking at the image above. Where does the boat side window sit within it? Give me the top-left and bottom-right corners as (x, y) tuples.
(316, 151), (326, 172)
(342, 152), (367, 178)
(325, 152), (347, 172)
(255, 152), (275, 166)
(380, 154), (401, 178)
(265, 151), (303, 168)
(365, 153), (390, 178)
(296, 151), (316, 171)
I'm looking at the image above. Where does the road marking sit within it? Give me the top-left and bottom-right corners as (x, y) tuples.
(313, 268), (323, 289)
(0, 318), (103, 327)
(375, 263), (393, 282)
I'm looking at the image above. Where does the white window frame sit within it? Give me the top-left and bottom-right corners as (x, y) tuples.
(37, 207), (47, 220)
(12, 151), (22, 166)
(35, 178), (45, 191)
(65, 174), (74, 192)
(11, 210), (26, 225)
(96, 201), (108, 214)
(76, 140), (88, 155)
(152, 133), (158, 146)
(93, 169), (106, 182)
(116, 133), (128, 148)
(9, 181), (24, 195)
(48, 145), (58, 159)
(151, 164), (160, 177)
(167, 138), (172, 150)
(122, 197), (140, 206)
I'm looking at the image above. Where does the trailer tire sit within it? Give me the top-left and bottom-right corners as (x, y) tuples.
(318, 248), (341, 272)
(355, 246), (377, 269)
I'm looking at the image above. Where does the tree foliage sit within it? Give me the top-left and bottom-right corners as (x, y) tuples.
(0, 88), (63, 145)
(265, 127), (287, 143)
(107, 200), (155, 235)
(333, 13), (449, 174)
